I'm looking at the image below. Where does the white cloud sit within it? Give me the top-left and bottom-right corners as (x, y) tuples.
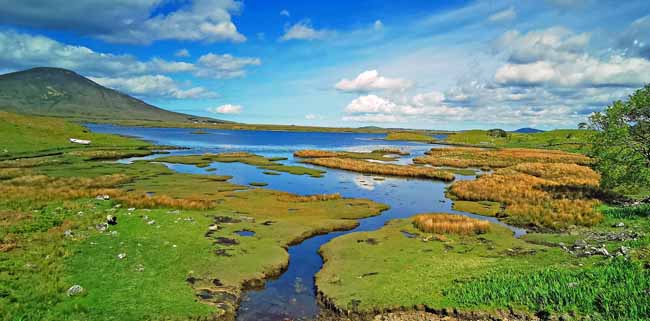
(194, 53), (261, 79)
(488, 7), (517, 22)
(496, 27), (590, 64)
(374, 20), (384, 30)
(280, 20), (330, 41)
(494, 27), (650, 87)
(0, 0), (246, 45)
(207, 104), (242, 114)
(305, 114), (322, 120)
(280, 9), (290, 17)
(90, 75), (217, 99)
(175, 49), (190, 58)
(335, 70), (412, 92)
(342, 93), (469, 123)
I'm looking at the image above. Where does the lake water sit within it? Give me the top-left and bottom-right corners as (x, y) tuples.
(87, 124), (525, 321)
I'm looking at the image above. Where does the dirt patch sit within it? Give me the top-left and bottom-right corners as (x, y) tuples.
(215, 237), (239, 245)
(357, 238), (379, 245)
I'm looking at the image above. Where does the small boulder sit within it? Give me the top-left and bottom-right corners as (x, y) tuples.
(96, 223), (109, 232)
(67, 284), (84, 296)
(147, 220), (156, 225)
(613, 222), (625, 228)
(64, 230), (74, 237)
(117, 253), (127, 260)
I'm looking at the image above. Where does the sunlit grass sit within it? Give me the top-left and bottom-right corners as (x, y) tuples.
(412, 213), (490, 235)
(301, 157), (454, 181)
(414, 147), (592, 169)
(277, 192), (342, 202)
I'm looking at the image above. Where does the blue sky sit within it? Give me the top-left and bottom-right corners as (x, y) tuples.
(0, 0), (649, 130)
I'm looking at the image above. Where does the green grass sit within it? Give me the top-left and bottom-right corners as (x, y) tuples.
(384, 131), (435, 142)
(0, 111), (149, 160)
(452, 200), (501, 217)
(601, 204), (650, 219)
(448, 258), (650, 320)
(154, 153), (326, 177)
(443, 129), (594, 153)
(316, 216), (572, 313)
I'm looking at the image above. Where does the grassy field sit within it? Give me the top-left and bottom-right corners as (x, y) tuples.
(0, 112), (390, 321)
(0, 111), (149, 159)
(442, 129), (594, 153)
(316, 208), (650, 320)
(294, 149), (408, 161)
(300, 157), (455, 181)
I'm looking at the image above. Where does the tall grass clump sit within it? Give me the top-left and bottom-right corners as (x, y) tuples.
(294, 150), (344, 158)
(448, 258), (650, 321)
(414, 147), (592, 169)
(602, 204), (650, 219)
(413, 214), (490, 235)
(302, 157), (454, 181)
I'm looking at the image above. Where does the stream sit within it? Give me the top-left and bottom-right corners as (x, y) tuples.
(88, 124), (526, 321)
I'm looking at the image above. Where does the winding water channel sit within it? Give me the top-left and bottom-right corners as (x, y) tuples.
(88, 124), (525, 321)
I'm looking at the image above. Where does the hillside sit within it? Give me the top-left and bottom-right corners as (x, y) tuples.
(0, 67), (225, 123)
(514, 127), (545, 133)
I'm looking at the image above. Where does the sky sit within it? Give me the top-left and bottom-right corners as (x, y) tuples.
(0, 0), (649, 130)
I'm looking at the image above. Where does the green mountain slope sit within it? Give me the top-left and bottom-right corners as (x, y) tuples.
(0, 67), (224, 123)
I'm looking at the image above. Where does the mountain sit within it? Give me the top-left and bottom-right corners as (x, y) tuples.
(513, 127), (545, 133)
(0, 67), (226, 123)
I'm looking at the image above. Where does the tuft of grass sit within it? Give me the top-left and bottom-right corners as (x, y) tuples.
(412, 213), (490, 235)
(301, 157), (454, 181)
(249, 182), (268, 187)
(452, 200), (501, 217)
(448, 258), (650, 321)
(294, 149), (403, 161)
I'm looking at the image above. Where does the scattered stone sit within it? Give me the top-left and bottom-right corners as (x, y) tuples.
(214, 237), (239, 245)
(106, 215), (117, 225)
(134, 264), (145, 272)
(212, 279), (223, 286)
(261, 220), (275, 226)
(168, 210), (180, 215)
(357, 238), (379, 245)
(613, 222), (625, 228)
(147, 220), (156, 225)
(114, 204), (121, 208)
(214, 216), (241, 224)
(96, 194), (110, 200)
(214, 249), (232, 256)
(186, 276), (199, 284)
(117, 253), (127, 260)
(128, 208), (135, 212)
(208, 224), (220, 231)
(64, 230), (74, 237)
(67, 284), (84, 296)
(95, 223), (109, 232)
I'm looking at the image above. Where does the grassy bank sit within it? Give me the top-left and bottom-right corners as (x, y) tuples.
(300, 157), (454, 181)
(442, 129), (593, 153)
(384, 132), (436, 143)
(0, 113), (390, 321)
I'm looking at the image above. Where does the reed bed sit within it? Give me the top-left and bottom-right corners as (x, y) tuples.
(414, 147), (592, 169)
(302, 157), (455, 181)
(278, 192), (342, 202)
(294, 150), (344, 158)
(412, 213), (490, 235)
(449, 163), (602, 228)
(371, 148), (410, 156)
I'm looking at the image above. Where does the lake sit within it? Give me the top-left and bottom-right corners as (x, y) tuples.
(87, 124), (525, 321)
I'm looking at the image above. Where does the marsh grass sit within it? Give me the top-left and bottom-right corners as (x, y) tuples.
(384, 131), (435, 142)
(294, 149), (404, 160)
(449, 163), (602, 228)
(277, 193), (342, 202)
(412, 214), (490, 235)
(414, 147), (592, 169)
(448, 258), (650, 321)
(301, 157), (454, 181)
(602, 204), (650, 219)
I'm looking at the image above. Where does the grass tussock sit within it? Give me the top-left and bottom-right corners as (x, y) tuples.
(278, 193), (342, 202)
(414, 147), (592, 169)
(371, 148), (410, 156)
(449, 163), (602, 229)
(302, 157), (454, 181)
(67, 149), (152, 160)
(412, 214), (490, 235)
(602, 204), (650, 219)
(294, 150), (343, 158)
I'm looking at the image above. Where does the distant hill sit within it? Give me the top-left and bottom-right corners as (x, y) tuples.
(513, 127), (545, 133)
(0, 67), (226, 123)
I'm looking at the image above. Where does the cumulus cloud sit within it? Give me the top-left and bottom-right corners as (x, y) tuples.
(175, 49), (190, 58)
(494, 27), (650, 87)
(280, 20), (330, 41)
(0, 0), (246, 45)
(342, 93), (468, 123)
(207, 104), (243, 114)
(374, 20), (384, 30)
(335, 70), (412, 93)
(194, 53), (261, 79)
(488, 7), (517, 22)
(618, 15), (650, 58)
(90, 75), (217, 99)
(280, 9), (290, 17)
(0, 30), (260, 81)
(305, 114), (322, 120)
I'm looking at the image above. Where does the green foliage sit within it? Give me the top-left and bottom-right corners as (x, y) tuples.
(449, 258), (650, 320)
(590, 85), (650, 197)
(602, 204), (650, 219)
(443, 129), (593, 153)
(487, 128), (508, 138)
